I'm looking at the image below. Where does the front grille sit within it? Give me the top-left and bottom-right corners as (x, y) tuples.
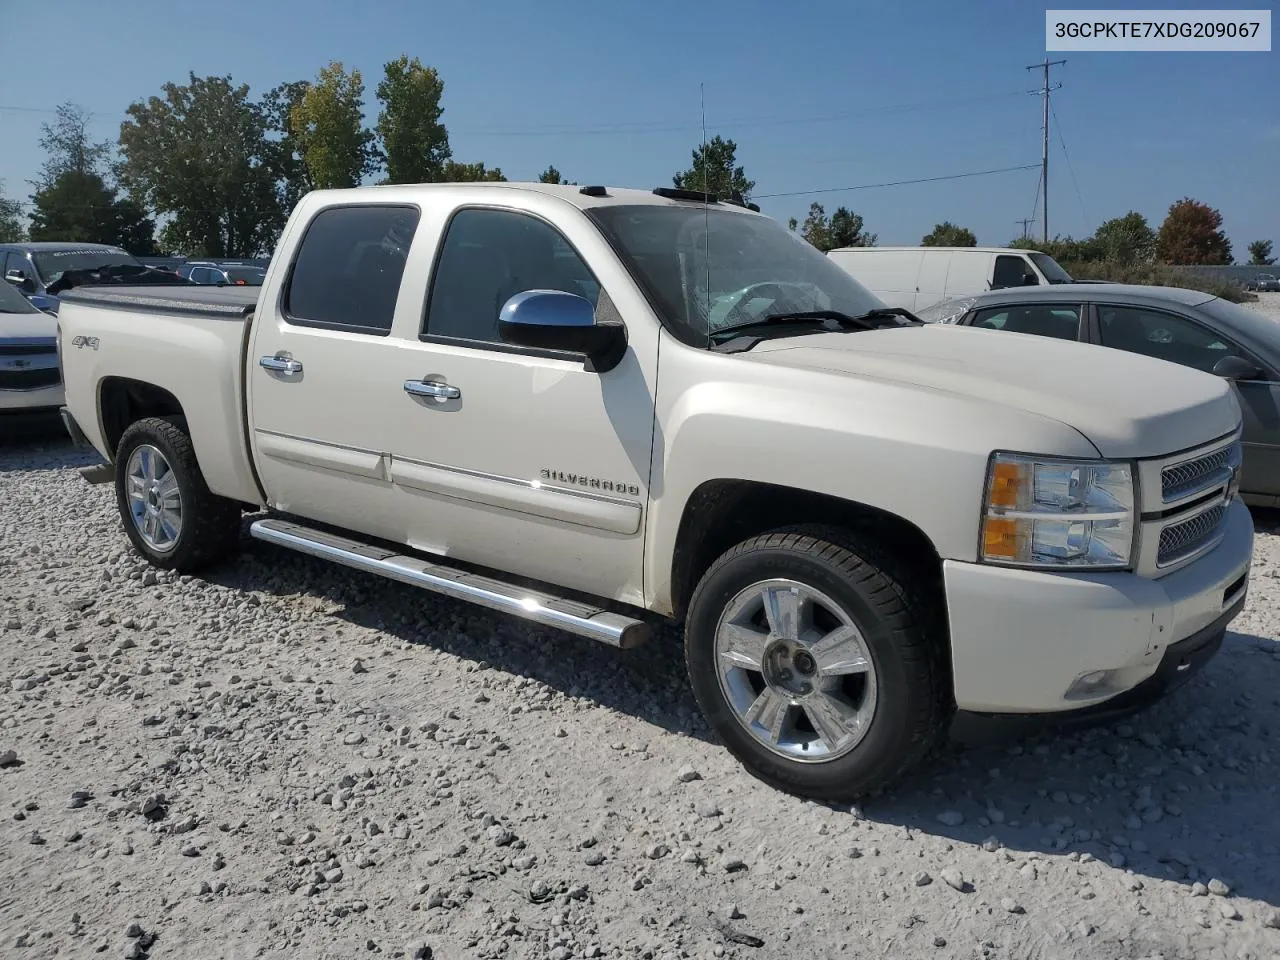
(0, 366), (60, 390)
(1161, 446), (1236, 502)
(0, 341), (56, 356)
(1158, 504), (1227, 565)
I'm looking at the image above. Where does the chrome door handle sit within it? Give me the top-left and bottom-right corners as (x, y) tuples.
(259, 355), (303, 375)
(404, 379), (461, 401)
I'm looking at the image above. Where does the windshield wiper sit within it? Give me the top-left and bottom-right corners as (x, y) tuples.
(710, 306), (921, 345)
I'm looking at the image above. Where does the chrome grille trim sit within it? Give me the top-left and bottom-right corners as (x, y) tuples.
(1157, 501), (1228, 567)
(1161, 443), (1240, 503)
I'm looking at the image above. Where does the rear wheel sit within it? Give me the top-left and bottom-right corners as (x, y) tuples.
(114, 417), (242, 572)
(684, 526), (947, 801)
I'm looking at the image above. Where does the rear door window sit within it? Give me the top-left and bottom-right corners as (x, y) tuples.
(284, 205), (421, 334)
(971, 303), (1082, 340)
(1096, 305), (1236, 374)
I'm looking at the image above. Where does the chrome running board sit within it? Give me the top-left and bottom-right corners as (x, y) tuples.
(249, 517), (651, 649)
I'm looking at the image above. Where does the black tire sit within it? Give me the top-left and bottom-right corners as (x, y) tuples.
(114, 416), (242, 572)
(684, 525), (948, 801)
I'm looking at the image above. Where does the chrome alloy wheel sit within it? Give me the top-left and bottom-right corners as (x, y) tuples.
(125, 443), (182, 553)
(714, 578), (878, 762)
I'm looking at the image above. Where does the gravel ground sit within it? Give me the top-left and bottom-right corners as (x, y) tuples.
(4, 298), (1280, 960)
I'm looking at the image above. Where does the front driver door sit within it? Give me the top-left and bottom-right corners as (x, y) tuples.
(1092, 302), (1280, 500)
(380, 203), (660, 607)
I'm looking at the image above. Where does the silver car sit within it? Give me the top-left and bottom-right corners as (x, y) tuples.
(918, 283), (1280, 506)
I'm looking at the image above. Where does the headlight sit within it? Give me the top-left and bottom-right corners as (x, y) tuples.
(981, 452), (1136, 570)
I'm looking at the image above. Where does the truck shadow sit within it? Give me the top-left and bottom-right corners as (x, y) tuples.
(871, 628), (1280, 908)
(216, 535), (1280, 906)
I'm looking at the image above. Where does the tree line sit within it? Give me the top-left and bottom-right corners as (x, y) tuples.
(0, 63), (1273, 269)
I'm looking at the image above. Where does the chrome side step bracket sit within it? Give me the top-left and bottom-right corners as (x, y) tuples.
(248, 517), (652, 649)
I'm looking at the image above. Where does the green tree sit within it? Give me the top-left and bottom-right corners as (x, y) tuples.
(829, 207), (875, 248)
(119, 73), (284, 257)
(0, 181), (23, 242)
(673, 135), (754, 202)
(34, 102), (112, 190)
(291, 61), (377, 190)
(28, 170), (155, 253)
(1156, 197), (1232, 265)
(440, 160), (506, 182)
(539, 165), (564, 184)
(260, 80), (314, 209)
(1091, 211), (1155, 264)
(921, 221), (976, 247)
(1247, 239), (1275, 266)
(375, 56), (450, 184)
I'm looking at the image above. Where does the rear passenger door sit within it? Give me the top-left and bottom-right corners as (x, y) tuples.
(247, 202), (423, 543)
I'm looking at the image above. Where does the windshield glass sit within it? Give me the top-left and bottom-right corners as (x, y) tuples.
(0, 278), (40, 314)
(1029, 252), (1074, 284)
(32, 248), (142, 284)
(586, 205), (885, 343)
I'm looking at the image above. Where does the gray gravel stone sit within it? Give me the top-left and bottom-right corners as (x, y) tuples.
(936, 810), (964, 827)
(645, 843), (669, 860)
(912, 871), (932, 887)
(939, 868), (967, 892)
(1001, 898), (1024, 914)
(676, 765), (701, 783)
(1207, 878), (1231, 897)
(695, 799), (721, 819)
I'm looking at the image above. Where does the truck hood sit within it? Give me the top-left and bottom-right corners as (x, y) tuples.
(744, 323), (1240, 459)
(0, 309), (57, 340)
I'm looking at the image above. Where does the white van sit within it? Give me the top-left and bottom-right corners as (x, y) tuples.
(826, 246), (1074, 312)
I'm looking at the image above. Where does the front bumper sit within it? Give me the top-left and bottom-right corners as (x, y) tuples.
(0, 382), (64, 413)
(944, 497), (1252, 714)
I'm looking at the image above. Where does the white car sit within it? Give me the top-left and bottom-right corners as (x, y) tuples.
(56, 182), (1251, 800)
(826, 246), (1075, 312)
(0, 277), (61, 416)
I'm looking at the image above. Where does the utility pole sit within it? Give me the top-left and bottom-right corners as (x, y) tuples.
(1026, 59), (1065, 244)
(1016, 217), (1036, 241)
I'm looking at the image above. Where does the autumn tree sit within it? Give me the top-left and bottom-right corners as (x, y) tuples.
(921, 221), (975, 247)
(119, 73), (284, 256)
(1248, 239), (1275, 266)
(673, 135), (754, 202)
(1092, 211), (1155, 264)
(1156, 198), (1232, 265)
(376, 56), (450, 184)
(292, 61), (378, 190)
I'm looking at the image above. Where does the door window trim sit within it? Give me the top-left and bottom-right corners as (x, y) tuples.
(418, 203), (610, 363)
(1090, 301), (1272, 376)
(280, 202), (422, 338)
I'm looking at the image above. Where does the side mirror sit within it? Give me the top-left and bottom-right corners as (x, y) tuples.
(1021, 273), (1039, 286)
(498, 290), (627, 373)
(4, 268), (35, 293)
(1212, 355), (1264, 381)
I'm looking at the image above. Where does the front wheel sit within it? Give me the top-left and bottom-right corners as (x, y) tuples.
(684, 527), (948, 801)
(114, 417), (242, 572)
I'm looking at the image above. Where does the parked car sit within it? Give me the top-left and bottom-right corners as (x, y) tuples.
(918, 282), (1280, 506)
(1246, 273), (1279, 292)
(825, 246), (1075, 312)
(56, 182), (1250, 800)
(176, 262), (267, 286)
(0, 275), (61, 418)
(0, 242), (174, 315)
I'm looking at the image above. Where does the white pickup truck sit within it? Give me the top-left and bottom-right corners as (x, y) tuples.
(55, 182), (1252, 800)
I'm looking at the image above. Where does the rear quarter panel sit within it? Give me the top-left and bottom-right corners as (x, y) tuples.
(58, 299), (263, 505)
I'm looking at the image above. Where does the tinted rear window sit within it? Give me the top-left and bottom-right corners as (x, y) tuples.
(285, 205), (420, 333)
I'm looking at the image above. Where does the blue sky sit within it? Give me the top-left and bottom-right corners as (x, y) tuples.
(1, 0), (1275, 252)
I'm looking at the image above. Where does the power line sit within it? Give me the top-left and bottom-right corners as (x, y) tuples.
(1049, 97), (1090, 236)
(0, 88), (1032, 139)
(1016, 217), (1036, 240)
(754, 163), (1040, 199)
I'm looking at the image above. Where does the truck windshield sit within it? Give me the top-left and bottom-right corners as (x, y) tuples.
(33, 249), (143, 284)
(1028, 252), (1074, 284)
(587, 205), (885, 345)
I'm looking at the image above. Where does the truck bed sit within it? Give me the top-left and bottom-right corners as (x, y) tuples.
(58, 284), (260, 319)
(56, 284), (264, 507)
